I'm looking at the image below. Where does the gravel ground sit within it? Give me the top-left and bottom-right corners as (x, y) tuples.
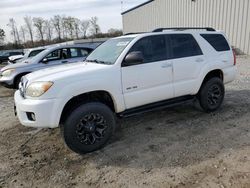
(0, 57), (250, 188)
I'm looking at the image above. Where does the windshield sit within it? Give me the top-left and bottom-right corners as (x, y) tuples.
(86, 37), (134, 65)
(29, 49), (45, 57)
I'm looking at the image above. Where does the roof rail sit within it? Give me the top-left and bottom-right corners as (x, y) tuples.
(124, 32), (146, 35)
(152, 27), (216, 32)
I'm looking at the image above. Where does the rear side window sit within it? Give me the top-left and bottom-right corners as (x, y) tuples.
(130, 35), (168, 63)
(69, 48), (89, 58)
(201, 34), (230, 51)
(169, 34), (203, 59)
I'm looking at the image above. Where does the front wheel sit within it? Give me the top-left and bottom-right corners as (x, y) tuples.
(61, 102), (116, 154)
(198, 77), (225, 112)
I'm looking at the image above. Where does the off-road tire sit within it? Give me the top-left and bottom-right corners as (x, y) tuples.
(61, 102), (116, 154)
(198, 77), (225, 112)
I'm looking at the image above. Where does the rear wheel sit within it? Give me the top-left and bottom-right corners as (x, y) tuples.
(198, 77), (225, 112)
(61, 102), (116, 154)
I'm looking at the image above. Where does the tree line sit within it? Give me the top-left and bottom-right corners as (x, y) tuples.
(0, 15), (123, 50)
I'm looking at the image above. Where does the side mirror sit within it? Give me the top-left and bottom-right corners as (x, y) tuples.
(123, 51), (144, 67)
(41, 58), (48, 64)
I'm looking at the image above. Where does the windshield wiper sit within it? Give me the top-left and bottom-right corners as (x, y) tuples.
(85, 59), (112, 65)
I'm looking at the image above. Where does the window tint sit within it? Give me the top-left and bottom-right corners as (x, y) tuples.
(201, 34), (230, 51)
(130, 35), (167, 63)
(169, 34), (203, 59)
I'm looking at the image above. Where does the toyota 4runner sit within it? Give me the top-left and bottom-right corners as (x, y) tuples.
(14, 27), (237, 154)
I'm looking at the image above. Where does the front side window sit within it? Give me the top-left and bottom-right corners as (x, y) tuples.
(129, 35), (168, 63)
(86, 37), (134, 64)
(45, 49), (61, 61)
(169, 34), (203, 59)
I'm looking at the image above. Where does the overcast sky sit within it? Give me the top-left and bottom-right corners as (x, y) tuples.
(0, 0), (146, 42)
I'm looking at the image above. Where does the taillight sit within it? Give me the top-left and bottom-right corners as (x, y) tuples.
(233, 50), (236, 66)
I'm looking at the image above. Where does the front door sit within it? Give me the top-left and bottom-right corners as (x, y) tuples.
(121, 35), (174, 109)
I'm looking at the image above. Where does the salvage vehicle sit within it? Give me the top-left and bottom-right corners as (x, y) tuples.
(8, 47), (46, 64)
(0, 44), (95, 88)
(0, 51), (24, 64)
(14, 28), (237, 154)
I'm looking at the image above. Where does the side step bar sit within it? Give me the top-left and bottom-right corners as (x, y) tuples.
(118, 95), (196, 118)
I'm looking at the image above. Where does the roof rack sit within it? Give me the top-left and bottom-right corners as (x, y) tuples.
(124, 32), (146, 35)
(152, 27), (216, 32)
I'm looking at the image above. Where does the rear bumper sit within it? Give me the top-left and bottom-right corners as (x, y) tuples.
(223, 66), (237, 84)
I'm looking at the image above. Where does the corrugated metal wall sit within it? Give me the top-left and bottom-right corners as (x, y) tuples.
(122, 0), (250, 55)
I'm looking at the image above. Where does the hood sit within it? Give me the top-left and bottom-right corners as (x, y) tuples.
(9, 55), (24, 61)
(0, 60), (33, 72)
(25, 62), (109, 82)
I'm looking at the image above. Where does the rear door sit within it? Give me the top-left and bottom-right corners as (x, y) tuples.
(169, 34), (205, 97)
(121, 35), (174, 109)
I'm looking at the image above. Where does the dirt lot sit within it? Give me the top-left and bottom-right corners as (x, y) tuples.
(0, 57), (250, 188)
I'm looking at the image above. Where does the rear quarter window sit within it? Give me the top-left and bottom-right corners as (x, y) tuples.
(201, 34), (230, 51)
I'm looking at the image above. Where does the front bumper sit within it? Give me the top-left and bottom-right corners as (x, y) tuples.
(14, 90), (61, 128)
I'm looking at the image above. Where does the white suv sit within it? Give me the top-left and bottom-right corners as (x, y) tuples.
(14, 27), (237, 154)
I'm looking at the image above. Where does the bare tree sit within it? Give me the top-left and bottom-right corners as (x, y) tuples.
(89, 17), (100, 36)
(63, 16), (75, 39)
(74, 18), (81, 39)
(107, 28), (123, 37)
(52, 15), (62, 40)
(7, 18), (19, 45)
(44, 20), (53, 41)
(15, 26), (21, 44)
(61, 15), (66, 39)
(80, 19), (89, 38)
(33, 17), (45, 42)
(24, 16), (34, 45)
(19, 26), (26, 43)
(0, 28), (5, 45)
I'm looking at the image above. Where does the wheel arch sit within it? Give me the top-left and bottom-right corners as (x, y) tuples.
(197, 69), (223, 93)
(59, 90), (116, 124)
(14, 72), (31, 88)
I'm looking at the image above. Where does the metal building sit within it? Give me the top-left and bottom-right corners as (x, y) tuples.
(122, 0), (250, 55)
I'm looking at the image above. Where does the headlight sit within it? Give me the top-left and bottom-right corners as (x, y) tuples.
(25, 81), (53, 97)
(2, 69), (15, 77)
